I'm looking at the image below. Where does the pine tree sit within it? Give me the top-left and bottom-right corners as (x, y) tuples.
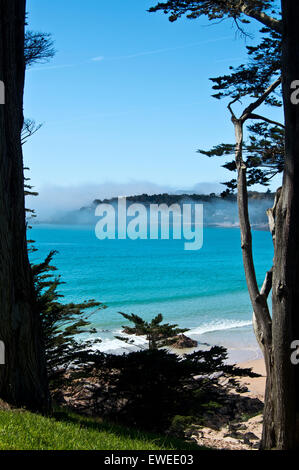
(116, 312), (188, 350)
(31, 251), (105, 390)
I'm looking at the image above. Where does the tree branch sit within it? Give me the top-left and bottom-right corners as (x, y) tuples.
(248, 113), (285, 129)
(233, 116), (272, 356)
(260, 268), (273, 298)
(227, 96), (240, 120)
(266, 187), (282, 243)
(252, 268), (273, 355)
(241, 77), (282, 121)
(240, 5), (282, 33)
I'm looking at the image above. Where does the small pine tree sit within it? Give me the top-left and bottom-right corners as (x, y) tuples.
(115, 312), (188, 350)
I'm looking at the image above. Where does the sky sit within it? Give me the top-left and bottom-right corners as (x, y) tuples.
(24, 0), (283, 216)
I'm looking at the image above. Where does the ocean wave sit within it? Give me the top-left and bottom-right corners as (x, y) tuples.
(92, 330), (148, 354)
(188, 319), (252, 336)
(89, 321), (253, 354)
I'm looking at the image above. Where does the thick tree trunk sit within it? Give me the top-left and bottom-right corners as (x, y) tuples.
(221, 1), (298, 451)
(230, 3), (299, 449)
(0, 0), (49, 411)
(263, 0), (299, 449)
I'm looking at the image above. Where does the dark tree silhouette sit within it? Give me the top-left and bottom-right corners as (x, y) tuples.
(0, 0), (50, 411)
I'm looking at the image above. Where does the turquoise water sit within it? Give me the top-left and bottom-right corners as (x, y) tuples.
(30, 225), (273, 362)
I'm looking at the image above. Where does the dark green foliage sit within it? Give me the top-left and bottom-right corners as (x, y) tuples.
(210, 28), (281, 105)
(150, 1), (283, 192)
(199, 122), (284, 190)
(149, 1), (276, 23)
(93, 191), (273, 207)
(149, 1), (280, 34)
(26, 169), (104, 389)
(32, 251), (105, 387)
(24, 163), (39, 236)
(99, 349), (192, 429)
(201, 14), (283, 191)
(116, 312), (188, 350)
(74, 346), (259, 431)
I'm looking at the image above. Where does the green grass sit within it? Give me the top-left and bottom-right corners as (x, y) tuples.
(0, 408), (200, 451)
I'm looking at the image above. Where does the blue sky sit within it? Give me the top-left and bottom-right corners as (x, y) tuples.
(24, 0), (283, 215)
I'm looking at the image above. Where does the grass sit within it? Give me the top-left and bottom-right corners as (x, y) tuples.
(0, 407), (200, 451)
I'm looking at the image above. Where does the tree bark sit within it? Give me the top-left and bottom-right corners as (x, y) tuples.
(0, 0), (49, 411)
(263, 0), (299, 449)
(231, 117), (275, 448)
(227, 3), (299, 448)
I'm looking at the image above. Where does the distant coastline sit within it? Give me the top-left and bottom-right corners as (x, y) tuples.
(32, 191), (274, 229)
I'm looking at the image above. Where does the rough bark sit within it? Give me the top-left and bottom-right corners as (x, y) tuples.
(0, 0), (49, 411)
(231, 1), (299, 446)
(265, 0), (299, 449)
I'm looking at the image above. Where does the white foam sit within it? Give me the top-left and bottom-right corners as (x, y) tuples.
(86, 321), (252, 354)
(188, 319), (252, 336)
(94, 330), (148, 353)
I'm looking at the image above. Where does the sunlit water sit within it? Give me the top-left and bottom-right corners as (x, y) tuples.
(30, 225), (273, 363)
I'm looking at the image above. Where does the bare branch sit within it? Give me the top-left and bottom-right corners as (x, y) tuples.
(266, 187), (282, 243)
(227, 96), (240, 120)
(25, 31), (55, 68)
(248, 113), (285, 129)
(21, 119), (43, 145)
(260, 268), (273, 299)
(253, 268), (273, 355)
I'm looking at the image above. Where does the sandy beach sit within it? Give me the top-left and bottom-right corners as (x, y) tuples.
(192, 357), (266, 450)
(237, 358), (266, 400)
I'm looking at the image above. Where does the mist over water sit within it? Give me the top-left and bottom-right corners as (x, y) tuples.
(27, 181), (228, 222)
(34, 195), (273, 230)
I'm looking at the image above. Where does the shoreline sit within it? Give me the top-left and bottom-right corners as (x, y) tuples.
(237, 358), (266, 401)
(193, 357), (266, 450)
(190, 324), (263, 365)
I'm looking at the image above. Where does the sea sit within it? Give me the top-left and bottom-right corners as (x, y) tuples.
(29, 224), (273, 364)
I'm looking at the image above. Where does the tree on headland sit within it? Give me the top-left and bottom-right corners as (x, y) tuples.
(149, 0), (299, 449)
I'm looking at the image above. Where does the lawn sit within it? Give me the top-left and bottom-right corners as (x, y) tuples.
(0, 408), (200, 451)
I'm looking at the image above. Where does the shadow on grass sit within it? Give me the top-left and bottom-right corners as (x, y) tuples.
(53, 407), (203, 451)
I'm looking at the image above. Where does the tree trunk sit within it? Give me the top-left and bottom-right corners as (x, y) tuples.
(232, 117), (276, 448)
(261, 0), (299, 449)
(229, 4), (299, 449)
(0, 0), (49, 412)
